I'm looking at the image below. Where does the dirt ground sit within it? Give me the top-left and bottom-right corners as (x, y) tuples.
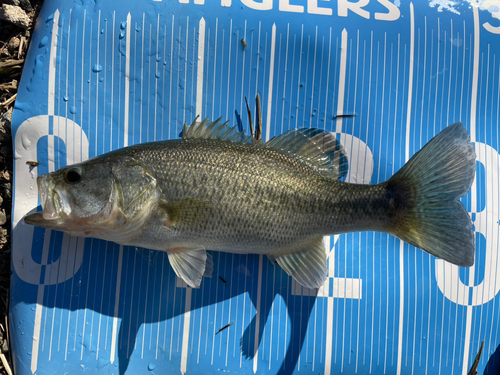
(0, 1), (43, 374)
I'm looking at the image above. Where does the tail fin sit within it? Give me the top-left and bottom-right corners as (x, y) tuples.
(387, 123), (476, 267)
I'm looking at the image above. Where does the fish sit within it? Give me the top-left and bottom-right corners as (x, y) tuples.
(24, 119), (476, 289)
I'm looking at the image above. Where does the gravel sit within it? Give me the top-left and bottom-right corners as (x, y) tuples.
(0, 1), (43, 373)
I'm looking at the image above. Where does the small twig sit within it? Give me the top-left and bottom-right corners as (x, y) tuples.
(4, 314), (9, 358)
(215, 321), (234, 335)
(18, 36), (25, 59)
(0, 352), (12, 375)
(244, 97), (254, 137)
(0, 94), (16, 107)
(0, 59), (24, 69)
(255, 94), (262, 141)
(26, 161), (39, 167)
(467, 341), (484, 375)
(333, 113), (356, 118)
(0, 40), (8, 52)
(218, 276), (228, 286)
(0, 84), (17, 90)
(241, 38), (247, 49)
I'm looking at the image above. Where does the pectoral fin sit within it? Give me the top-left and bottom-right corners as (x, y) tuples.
(204, 252), (214, 278)
(167, 246), (212, 288)
(274, 237), (328, 289)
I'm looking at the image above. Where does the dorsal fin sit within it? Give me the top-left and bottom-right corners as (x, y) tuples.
(265, 128), (348, 180)
(182, 118), (347, 180)
(182, 117), (260, 145)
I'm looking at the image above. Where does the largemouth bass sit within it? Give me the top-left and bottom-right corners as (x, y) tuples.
(24, 119), (476, 288)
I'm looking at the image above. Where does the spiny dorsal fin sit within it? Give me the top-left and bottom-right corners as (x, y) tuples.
(265, 128), (348, 180)
(183, 117), (260, 145)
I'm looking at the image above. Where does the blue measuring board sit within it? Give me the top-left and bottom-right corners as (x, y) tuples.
(10, 0), (500, 374)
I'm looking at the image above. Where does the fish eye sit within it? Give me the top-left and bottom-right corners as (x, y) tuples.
(64, 167), (82, 184)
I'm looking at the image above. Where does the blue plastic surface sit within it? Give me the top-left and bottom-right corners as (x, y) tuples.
(10, 0), (500, 374)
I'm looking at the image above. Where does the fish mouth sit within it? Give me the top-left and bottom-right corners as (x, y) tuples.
(24, 211), (52, 226)
(24, 174), (70, 227)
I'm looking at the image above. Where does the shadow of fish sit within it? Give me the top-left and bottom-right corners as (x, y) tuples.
(12, 235), (323, 374)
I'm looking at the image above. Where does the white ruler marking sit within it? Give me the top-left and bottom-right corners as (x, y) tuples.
(397, 3), (414, 375)
(196, 18), (206, 118)
(336, 28), (348, 133)
(265, 24), (276, 142)
(181, 288), (192, 375)
(253, 254), (264, 373)
(462, 5), (480, 375)
(123, 13), (132, 147)
(110, 246), (124, 364)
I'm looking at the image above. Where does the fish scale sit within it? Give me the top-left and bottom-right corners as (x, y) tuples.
(142, 139), (327, 251)
(25, 119), (476, 289)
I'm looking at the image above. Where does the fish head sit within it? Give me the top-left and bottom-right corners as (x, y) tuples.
(24, 157), (159, 240)
(24, 159), (120, 233)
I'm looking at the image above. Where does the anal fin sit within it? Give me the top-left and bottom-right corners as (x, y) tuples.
(167, 246), (211, 288)
(274, 237), (328, 289)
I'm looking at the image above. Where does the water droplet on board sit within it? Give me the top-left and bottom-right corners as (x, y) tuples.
(39, 35), (48, 47)
(14, 101), (30, 113)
